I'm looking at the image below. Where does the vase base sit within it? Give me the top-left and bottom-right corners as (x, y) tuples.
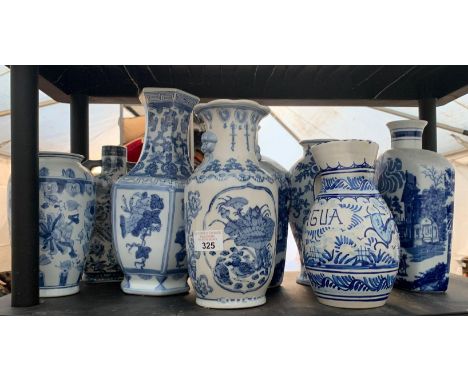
(296, 272), (310, 286)
(196, 296), (266, 309)
(316, 296), (387, 309)
(84, 273), (124, 284)
(40, 285), (80, 298)
(120, 274), (189, 296)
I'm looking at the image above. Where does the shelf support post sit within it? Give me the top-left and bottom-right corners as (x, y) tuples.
(419, 98), (437, 152)
(70, 94), (89, 159)
(10, 65), (40, 307)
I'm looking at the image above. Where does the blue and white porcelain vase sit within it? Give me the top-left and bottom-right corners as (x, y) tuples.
(185, 99), (278, 309)
(84, 146), (127, 283)
(112, 88), (199, 296)
(38, 152), (96, 297)
(289, 139), (332, 285)
(375, 120), (455, 292)
(303, 140), (400, 309)
(256, 146), (290, 288)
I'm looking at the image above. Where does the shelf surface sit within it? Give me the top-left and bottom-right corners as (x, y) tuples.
(36, 65), (468, 106)
(1, 272), (468, 315)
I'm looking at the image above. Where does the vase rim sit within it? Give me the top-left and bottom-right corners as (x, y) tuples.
(102, 145), (127, 157)
(311, 139), (379, 169)
(299, 138), (336, 145)
(194, 99), (270, 115)
(312, 139), (378, 148)
(139, 87), (200, 105)
(387, 119), (427, 130)
(39, 151), (84, 162)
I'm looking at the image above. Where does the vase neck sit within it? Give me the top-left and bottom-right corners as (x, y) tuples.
(311, 140), (379, 195)
(102, 146), (127, 173)
(390, 128), (423, 149)
(131, 89), (199, 180)
(319, 164), (377, 194)
(197, 104), (268, 162)
(387, 120), (426, 150)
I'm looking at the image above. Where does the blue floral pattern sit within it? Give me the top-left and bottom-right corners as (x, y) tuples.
(204, 190), (275, 294)
(258, 154), (290, 287)
(113, 89), (198, 295)
(36, 155), (96, 296)
(289, 142), (323, 284)
(119, 192), (164, 269)
(186, 101), (276, 308)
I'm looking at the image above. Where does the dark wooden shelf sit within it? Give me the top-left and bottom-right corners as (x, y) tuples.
(36, 65), (468, 106)
(1, 272), (467, 315)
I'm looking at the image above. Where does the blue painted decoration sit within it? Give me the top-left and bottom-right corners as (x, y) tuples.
(303, 140), (400, 309)
(289, 139), (333, 285)
(85, 145), (127, 283)
(375, 120), (455, 292)
(112, 88), (199, 296)
(185, 99), (278, 309)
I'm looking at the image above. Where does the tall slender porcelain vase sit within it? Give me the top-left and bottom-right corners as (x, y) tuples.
(256, 146), (290, 288)
(303, 140), (400, 308)
(289, 139), (332, 285)
(185, 100), (278, 309)
(112, 88), (199, 295)
(38, 152), (96, 297)
(375, 120), (455, 292)
(85, 145), (127, 283)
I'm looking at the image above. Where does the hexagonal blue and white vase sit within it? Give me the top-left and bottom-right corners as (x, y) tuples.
(256, 147), (290, 288)
(84, 145), (127, 283)
(375, 120), (455, 292)
(289, 139), (332, 286)
(185, 99), (278, 309)
(303, 140), (400, 309)
(38, 152), (96, 297)
(112, 88), (199, 296)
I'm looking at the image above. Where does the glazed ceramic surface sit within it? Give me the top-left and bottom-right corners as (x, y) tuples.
(85, 146), (127, 283)
(375, 120), (455, 292)
(38, 152), (96, 297)
(257, 149), (290, 287)
(112, 88), (199, 296)
(185, 100), (278, 309)
(303, 140), (400, 309)
(289, 139), (332, 285)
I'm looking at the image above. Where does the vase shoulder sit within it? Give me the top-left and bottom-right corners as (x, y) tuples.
(190, 157), (275, 185)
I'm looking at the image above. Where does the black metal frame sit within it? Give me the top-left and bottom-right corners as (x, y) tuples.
(70, 94), (89, 159)
(10, 66), (40, 307)
(419, 98), (437, 152)
(6, 65), (451, 307)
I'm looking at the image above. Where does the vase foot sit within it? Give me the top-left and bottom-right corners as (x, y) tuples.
(40, 285), (80, 298)
(315, 296), (388, 309)
(196, 296), (266, 309)
(120, 274), (189, 296)
(296, 271), (310, 286)
(84, 272), (124, 284)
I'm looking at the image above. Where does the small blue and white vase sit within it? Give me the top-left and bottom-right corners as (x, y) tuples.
(375, 120), (455, 292)
(84, 146), (127, 283)
(185, 99), (278, 309)
(37, 152), (96, 297)
(303, 140), (400, 309)
(256, 146), (290, 288)
(289, 139), (332, 285)
(112, 88), (199, 296)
